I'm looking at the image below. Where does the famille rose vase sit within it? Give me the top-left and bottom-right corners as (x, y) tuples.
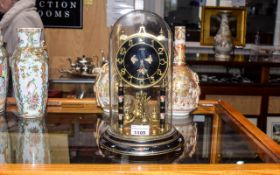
(172, 26), (200, 117)
(0, 30), (8, 113)
(11, 28), (48, 118)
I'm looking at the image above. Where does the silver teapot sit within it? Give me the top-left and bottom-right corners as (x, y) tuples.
(68, 55), (98, 74)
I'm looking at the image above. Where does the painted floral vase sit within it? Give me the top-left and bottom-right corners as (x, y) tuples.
(11, 28), (48, 118)
(214, 11), (233, 60)
(0, 30), (8, 113)
(16, 117), (51, 163)
(0, 112), (12, 163)
(172, 26), (200, 117)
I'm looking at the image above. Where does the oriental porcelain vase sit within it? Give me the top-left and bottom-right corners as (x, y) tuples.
(11, 28), (48, 118)
(172, 26), (200, 117)
(0, 30), (8, 113)
(214, 11), (233, 60)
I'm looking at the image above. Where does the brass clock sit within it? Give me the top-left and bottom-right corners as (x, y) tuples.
(98, 10), (184, 162)
(115, 28), (168, 89)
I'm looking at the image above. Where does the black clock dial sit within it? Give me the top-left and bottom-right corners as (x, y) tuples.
(115, 36), (168, 89)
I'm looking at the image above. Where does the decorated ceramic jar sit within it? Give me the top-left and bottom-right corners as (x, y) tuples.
(172, 26), (200, 117)
(11, 28), (48, 118)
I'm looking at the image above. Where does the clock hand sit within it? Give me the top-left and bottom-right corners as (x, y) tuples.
(130, 55), (138, 64)
(145, 55), (153, 64)
(137, 59), (147, 75)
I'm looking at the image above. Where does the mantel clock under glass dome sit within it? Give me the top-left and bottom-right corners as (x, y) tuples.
(99, 10), (184, 161)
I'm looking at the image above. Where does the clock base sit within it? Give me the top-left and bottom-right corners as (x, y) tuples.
(99, 126), (184, 162)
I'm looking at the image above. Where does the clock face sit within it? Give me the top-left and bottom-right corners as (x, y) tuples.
(115, 36), (168, 89)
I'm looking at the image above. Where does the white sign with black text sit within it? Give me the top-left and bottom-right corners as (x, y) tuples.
(131, 125), (150, 136)
(36, 0), (83, 28)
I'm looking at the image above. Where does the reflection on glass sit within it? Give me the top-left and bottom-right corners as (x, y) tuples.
(0, 112), (12, 163)
(2, 101), (277, 164)
(173, 116), (197, 163)
(16, 117), (51, 164)
(220, 120), (262, 163)
(164, 0), (200, 30)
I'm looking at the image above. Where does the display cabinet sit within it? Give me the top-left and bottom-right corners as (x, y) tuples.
(47, 52), (280, 142)
(1, 98), (280, 174)
(186, 53), (280, 134)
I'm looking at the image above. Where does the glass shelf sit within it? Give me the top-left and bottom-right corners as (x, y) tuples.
(1, 98), (279, 174)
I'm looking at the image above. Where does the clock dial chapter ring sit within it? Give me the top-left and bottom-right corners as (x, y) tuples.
(115, 36), (169, 89)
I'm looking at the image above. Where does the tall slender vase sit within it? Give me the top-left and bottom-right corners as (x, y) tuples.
(172, 26), (200, 117)
(11, 28), (48, 118)
(0, 30), (8, 112)
(214, 11), (233, 60)
(16, 117), (51, 163)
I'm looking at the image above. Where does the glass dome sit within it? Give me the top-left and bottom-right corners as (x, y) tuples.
(110, 10), (173, 135)
(99, 10), (183, 158)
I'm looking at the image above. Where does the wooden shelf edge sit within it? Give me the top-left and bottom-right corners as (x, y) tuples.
(6, 98), (217, 114)
(7, 97), (103, 114)
(0, 164), (279, 175)
(7, 97), (98, 106)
